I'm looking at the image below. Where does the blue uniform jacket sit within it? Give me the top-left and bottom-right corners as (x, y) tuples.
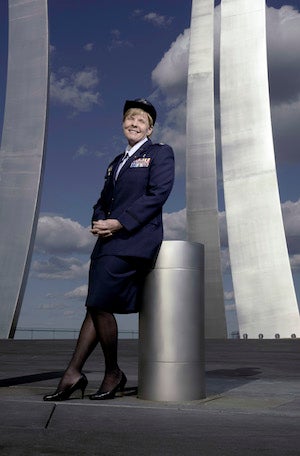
(91, 139), (175, 260)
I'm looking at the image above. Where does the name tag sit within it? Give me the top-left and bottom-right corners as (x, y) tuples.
(130, 158), (151, 168)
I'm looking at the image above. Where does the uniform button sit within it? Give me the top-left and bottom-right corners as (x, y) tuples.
(108, 211), (111, 215)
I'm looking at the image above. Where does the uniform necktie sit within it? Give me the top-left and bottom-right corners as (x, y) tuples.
(115, 152), (129, 179)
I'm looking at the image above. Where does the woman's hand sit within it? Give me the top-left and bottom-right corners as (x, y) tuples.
(90, 219), (123, 237)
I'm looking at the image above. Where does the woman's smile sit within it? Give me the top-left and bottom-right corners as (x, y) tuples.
(123, 112), (153, 146)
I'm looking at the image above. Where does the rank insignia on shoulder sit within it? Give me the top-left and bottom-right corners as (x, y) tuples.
(130, 157), (151, 168)
(107, 165), (113, 176)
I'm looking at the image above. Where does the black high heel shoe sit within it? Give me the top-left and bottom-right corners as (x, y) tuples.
(43, 373), (88, 401)
(89, 372), (127, 400)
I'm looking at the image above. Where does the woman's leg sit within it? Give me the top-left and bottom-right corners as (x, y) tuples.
(90, 309), (123, 392)
(57, 310), (98, 390)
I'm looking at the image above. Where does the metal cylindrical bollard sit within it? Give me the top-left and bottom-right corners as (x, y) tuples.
(138, 240), (205, 401)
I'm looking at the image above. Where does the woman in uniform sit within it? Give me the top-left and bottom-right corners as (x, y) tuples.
(44, 98), (174, 401)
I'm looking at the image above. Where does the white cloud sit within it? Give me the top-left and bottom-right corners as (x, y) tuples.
(143, 12), (173, 27)
(38, 301), (64, 310)
(225, 303), (236, 312)
(65, 285), (88, 299)
(132, 9), (173, 27)
(163, 208), (186, 240)
(35, 216), (94, 254)
(73, 144), (108, 159)
(73, 68), (99, 89)
(108, 29), (132, 50)
(74, 144), (89, 158)
(150, 29), (191, 172)
(290, 255), (300, 271)
(50, 67), (101, 112)
(221, 247), (231, 274)
(132, 9), (143, 17)
(152, 28), (190, 104)
(32, 256), (90, 280)
(83, 42), (94, 51)
(224, 290), (235, 301)
(152, 101), (187, 174)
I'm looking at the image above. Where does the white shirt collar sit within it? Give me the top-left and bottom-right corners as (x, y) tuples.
(125, 137), (148, 157)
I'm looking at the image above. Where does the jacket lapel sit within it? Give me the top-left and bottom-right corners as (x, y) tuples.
(111, 154), (124, 182)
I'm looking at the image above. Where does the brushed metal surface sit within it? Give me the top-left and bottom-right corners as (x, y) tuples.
(220, 0), (300, 338)
(0, 0), (49, 337)
(186, 0), (227, 339)
(139, 241), (205, 401)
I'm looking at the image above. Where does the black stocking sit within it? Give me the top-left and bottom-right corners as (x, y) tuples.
(90, 309), (122, 392)
(57, 310), (98, 390)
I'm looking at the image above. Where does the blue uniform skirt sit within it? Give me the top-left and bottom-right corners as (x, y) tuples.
(85, 255), (151, 313)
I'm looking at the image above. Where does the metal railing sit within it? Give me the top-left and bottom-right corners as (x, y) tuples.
(14, 328), (297, 340)
(14, 327), (138, 340)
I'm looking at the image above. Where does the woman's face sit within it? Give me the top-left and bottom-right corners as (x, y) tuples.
(123, 109), (153, 146)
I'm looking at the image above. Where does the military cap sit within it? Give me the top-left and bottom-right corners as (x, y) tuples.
(123, 98), (157, 125)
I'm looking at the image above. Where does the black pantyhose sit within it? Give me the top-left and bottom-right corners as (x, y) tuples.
(57, 311), (97, 391)
(56, 309), (122, 394)
(90, 309), (122, 392)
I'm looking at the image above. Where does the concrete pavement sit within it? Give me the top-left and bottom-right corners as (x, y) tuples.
(0, 339), (299, 455)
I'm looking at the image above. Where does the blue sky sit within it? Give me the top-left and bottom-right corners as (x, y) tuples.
(1, 0), (300, 337)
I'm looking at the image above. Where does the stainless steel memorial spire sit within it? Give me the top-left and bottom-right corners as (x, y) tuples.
(187, 0), (300, 338)
(220, 0), (300, 338)
(0, 0), (49, 338)
(186, 0), (227, 338)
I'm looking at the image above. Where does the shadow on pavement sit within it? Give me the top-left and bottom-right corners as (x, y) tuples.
(0, 371), (64, 387)
(206, 367), (261, 394)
